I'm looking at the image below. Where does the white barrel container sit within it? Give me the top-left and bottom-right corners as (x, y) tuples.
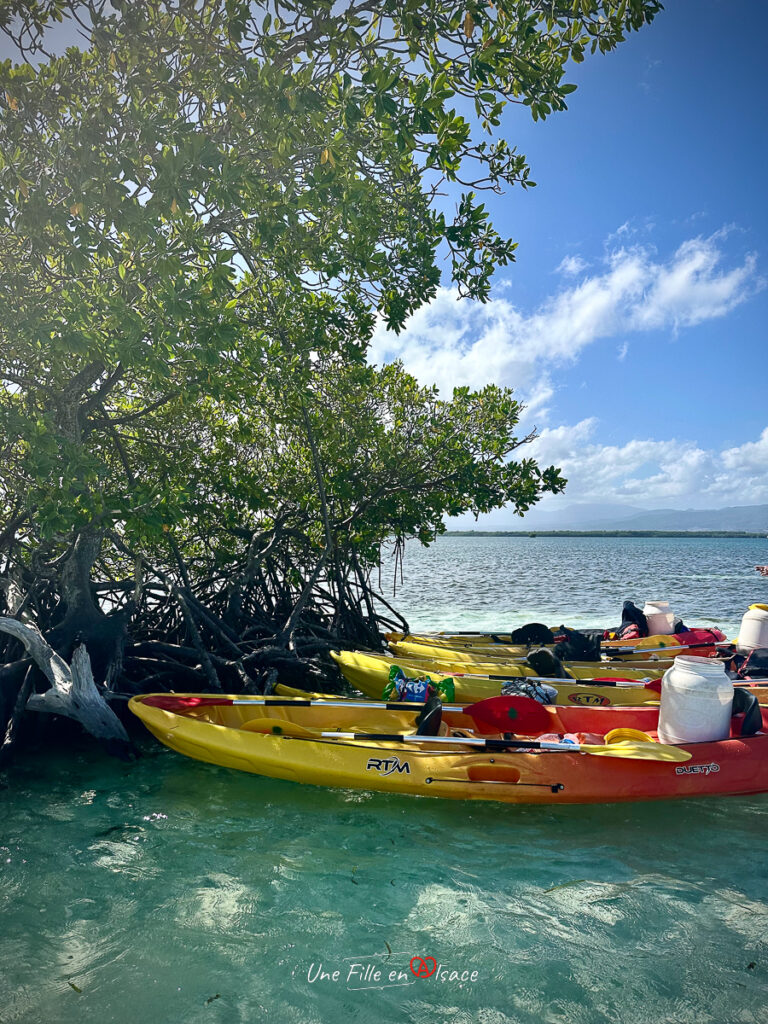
(737, 604), (768, 652)
(657, 656), (733, 744)
(643, 600), (676, 635)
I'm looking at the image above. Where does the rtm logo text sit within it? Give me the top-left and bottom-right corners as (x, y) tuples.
(366, 756), (411, 776)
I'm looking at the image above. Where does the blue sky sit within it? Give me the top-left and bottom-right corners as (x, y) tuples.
(371, 0), (768, 522)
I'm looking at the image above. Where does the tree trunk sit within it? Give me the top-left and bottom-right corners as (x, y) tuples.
(45, 528), (129, 684)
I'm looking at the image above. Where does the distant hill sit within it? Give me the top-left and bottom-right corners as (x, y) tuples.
(610, 505), (768, 532)
(518, 503), (768, 533)
(518, 502), (644, 531)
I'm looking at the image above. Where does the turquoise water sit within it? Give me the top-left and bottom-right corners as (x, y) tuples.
(2, 537), (768, 1022)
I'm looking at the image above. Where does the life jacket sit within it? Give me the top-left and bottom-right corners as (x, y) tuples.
(614, 623), (641, 642)
(676, 627), (727, 647)
(610, 600), (649, 641)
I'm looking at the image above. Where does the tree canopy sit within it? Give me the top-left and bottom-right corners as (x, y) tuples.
(0, 0), (661, 756)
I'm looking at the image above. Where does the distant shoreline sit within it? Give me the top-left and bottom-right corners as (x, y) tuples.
(444, 530), (765, 538)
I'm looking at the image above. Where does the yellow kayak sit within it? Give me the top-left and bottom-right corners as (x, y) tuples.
(386, 630), (727, 661)
(128, 693), (768, 805)
(387, 640), (676, 674)
(385, 630), (554, 653)
(398, 653), (674, 677)
(330, 650), (662, 706)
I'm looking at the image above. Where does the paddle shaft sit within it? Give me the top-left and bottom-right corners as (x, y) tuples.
(141, 695), (464, 713)
(229, 698), (464, 712)
(322, 732), (586, 752)
(606, 641), (730, 655)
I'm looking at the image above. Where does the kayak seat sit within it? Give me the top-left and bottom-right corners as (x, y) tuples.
(526, 648), (567, 678)
(415, 694), (443, 736)
(731, 688), (763, 737)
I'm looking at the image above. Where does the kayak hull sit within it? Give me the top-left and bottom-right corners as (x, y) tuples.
(332, 650), (662, 706)
(129, 694), (768, 806)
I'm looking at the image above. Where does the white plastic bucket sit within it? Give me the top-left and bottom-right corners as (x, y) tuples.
(643, 600), (676, 635)
(737, 605), (768, 652)
(657, 656), (733, 744)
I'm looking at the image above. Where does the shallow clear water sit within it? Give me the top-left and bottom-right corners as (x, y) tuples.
(2, 537), (768, 1023)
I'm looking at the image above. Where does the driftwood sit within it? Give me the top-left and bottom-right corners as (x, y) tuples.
(0, 617), (130, 749)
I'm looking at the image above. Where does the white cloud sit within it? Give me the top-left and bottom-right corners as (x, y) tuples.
(628, 237), (759, 332)
(713, 428), (768, 501)
(605, 220), (632, 246)
(527, 422), (768, 507)
(369, 227), (765, 516)
(556, 254), (588, 276)
(370, 229), (763, 408)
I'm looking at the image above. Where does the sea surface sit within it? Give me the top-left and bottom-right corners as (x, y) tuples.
(382, 534), (768, 638)
(2, 536), (767, 1023)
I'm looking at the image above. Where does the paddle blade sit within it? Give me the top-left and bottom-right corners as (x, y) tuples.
(582, 741), (692, 762)
(140, 695), (229, 711)
(464, 695), (557, 735)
